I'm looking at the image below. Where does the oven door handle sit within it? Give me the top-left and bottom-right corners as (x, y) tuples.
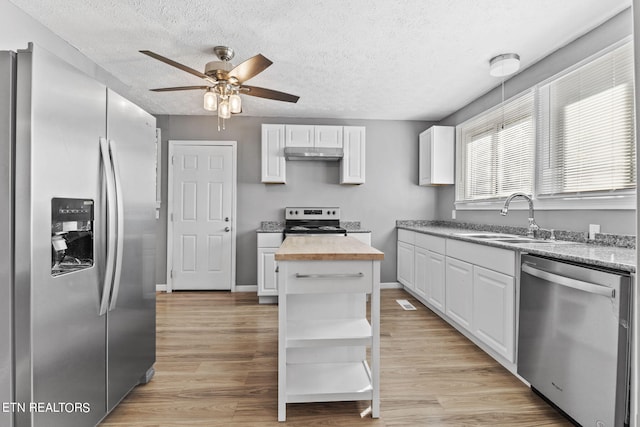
(522, 263), (615, 298)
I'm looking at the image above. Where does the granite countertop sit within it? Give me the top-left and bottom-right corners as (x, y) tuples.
(257, 221), (371, 233)
(397, 220), (636, 273)
(275, 235), (384, 261)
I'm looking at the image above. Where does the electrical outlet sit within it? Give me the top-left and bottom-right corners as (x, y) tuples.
(588, 224), (600, 240)
(451, 209), (456, 220)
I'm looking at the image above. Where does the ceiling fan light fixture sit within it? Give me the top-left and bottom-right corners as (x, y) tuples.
(489, 53), (520, 77)
(141, 47), (298, 130)
(229, 94), (242, 113)
(203, 89), (217, 111)
(218, 99), (231, 119)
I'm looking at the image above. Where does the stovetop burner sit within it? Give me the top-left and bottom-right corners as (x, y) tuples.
(283, 206), (347, 236)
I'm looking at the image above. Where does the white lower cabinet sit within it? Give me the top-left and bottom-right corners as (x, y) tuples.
(472, 266), (514, 362)
(444, 257), (473, 331)
(397, 241), (415, 290)
(397, 229), (517, 366)
(257, 233), (284, 303)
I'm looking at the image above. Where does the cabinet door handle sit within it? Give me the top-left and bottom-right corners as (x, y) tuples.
(295, 272), (364, 279)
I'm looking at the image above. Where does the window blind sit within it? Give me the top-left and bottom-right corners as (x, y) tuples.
(456, 90), (535, 202)
(537, 42), (635, 197)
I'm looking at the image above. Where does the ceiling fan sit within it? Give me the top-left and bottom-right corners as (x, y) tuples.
(140, 46), (299, 128)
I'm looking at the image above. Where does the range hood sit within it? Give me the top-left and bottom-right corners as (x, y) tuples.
(284, 147), (344, 161)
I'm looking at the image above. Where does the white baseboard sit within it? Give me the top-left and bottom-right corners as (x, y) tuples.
(235, 284), (257, 292)
(156, 284), (167, 292)
(381, 281), (402, 289)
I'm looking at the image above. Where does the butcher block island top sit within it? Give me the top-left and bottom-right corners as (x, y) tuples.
(275, 235), (384, 261)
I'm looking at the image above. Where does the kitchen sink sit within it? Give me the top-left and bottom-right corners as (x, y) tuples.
(492, 237), (547, 243)
(455, 232), (519, 239)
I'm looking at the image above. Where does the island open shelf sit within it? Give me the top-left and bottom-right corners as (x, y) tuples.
(275, 236), (383, 422)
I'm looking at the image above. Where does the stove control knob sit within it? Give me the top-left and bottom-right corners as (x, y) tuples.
(289, 210), (293, 215)
(295, 210), (299, 215)
(332, 210), (337, 215)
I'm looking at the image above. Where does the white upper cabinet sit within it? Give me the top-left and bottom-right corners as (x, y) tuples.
(286, 125), (344, 148)
(262, 124), (366, 184)
(261, 124), (286, 183)
(341, 126), (365, 184)
(315, 125), (343, 148)
(419, 125), (454, 186)
(285, 124), (315, 147)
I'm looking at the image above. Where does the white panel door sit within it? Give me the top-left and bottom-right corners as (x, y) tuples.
(170, 144), (234, 290)
(261, 124), (286, 183)
(426, 251), (446, 313)
(397, 241), (414, 289)
(285, 124), (314, 147)
(472, 266), (515, 362)
(414, 246), (428, 299)
(341, 126), (365, 184)
(257, 248), (278, 296)
(314, 125), (343, 148)
(445, 257), (473, 331)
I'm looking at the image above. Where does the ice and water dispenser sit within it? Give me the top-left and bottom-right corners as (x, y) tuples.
(51, 198), (94, 276)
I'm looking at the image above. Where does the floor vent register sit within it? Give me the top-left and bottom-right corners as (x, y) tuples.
(396, 299), (417, 310)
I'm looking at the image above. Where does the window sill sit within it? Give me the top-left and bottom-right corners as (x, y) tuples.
(455, 194), (636, 211)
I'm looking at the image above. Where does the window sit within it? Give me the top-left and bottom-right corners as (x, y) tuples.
(537, 42), (635, 198)
(455, 40), (635, 208)
(456, 91), (535, 202)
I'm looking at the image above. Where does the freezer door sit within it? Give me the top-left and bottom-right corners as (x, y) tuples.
(105, 89), (156, 410)
(0, 50), (15, 427)
(14, 44), (108, 427)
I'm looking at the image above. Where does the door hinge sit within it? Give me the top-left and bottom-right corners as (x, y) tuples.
(171, 155), (174, 165)
(170, 270), (173, 279)
(170, 213), (173, 222)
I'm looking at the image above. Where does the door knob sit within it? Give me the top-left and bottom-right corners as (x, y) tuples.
(225, 227), (230, 232)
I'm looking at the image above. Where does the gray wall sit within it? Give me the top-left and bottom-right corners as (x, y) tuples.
(156, 116), (433, 285)
(435, 8), (635, 235)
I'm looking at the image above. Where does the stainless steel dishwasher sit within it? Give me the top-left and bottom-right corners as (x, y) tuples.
(518, 254), (631, 427)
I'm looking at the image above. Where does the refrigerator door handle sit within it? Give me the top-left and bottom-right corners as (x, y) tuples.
(99, 138), (116, 316)
(108, 139), (125, 311)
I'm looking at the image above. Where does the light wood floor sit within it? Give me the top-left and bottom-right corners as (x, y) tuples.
(101, 288), (571, 426)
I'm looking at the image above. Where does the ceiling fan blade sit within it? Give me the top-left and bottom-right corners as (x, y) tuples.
(241, 85), (299, 103)
(227, 54), (273, 83)
(140, 50), (209, 80)
(150, 85), (210, 92)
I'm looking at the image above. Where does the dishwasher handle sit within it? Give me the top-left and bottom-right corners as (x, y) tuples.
(522, 263), (615, 298)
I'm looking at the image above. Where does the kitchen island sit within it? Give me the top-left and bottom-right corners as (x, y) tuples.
(275, 235), (384, 422)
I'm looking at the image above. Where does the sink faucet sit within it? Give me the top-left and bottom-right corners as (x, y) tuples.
(500, 193), (539, 238)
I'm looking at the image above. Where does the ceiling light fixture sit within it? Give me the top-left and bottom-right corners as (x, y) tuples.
(140, 46), (299, 131)
(489, 53), (520, 77)
(490, 53), (520, 129)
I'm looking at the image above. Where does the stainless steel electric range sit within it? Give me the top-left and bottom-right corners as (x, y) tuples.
(283, 207), (347, 237)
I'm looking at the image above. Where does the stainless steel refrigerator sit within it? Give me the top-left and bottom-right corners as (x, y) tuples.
(1, 43), (156, 427)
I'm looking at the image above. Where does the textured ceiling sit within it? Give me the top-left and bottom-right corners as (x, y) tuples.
(8, 0), (631, 121)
